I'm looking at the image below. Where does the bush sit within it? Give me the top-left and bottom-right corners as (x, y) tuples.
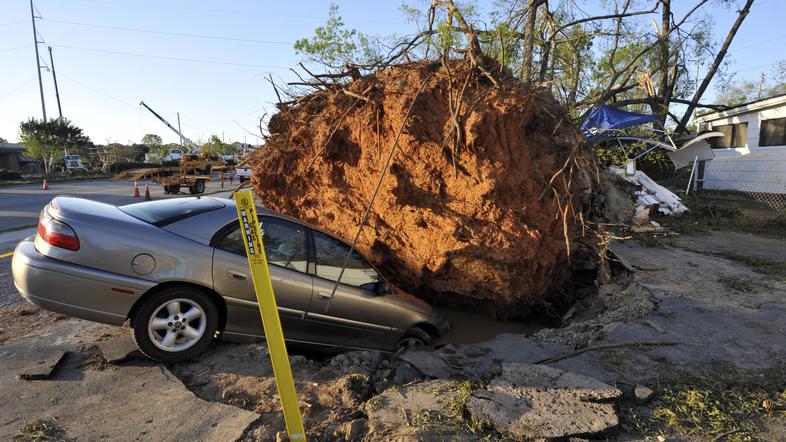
(66, 168), (91, 176)
(0, 169), (22, 180)
(109, 162), (160, 174)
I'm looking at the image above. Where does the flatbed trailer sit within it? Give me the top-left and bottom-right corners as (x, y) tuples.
(113, 167), (214, 194)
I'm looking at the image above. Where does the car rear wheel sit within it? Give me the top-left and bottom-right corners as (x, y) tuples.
(397, 327), (433, 349)
(132, 287), (219, 363)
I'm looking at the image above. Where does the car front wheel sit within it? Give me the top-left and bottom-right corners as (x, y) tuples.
(397, 327), (433, 349)
(132, 287), (219, 363)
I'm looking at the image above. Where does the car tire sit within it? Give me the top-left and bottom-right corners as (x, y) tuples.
(132, 287), (219, 363)
(397, 327), (433, 349)
(188, 179), (206, 194)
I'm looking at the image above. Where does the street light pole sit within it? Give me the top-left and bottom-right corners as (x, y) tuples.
(30, 0), (46, 121)
(48, 46), (62, 119)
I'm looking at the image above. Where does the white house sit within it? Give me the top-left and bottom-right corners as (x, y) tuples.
(692, 93), (786, 194)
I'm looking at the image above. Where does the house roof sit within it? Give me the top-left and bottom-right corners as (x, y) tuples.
(693, 92), (786, 124)
(0, 142), (26, 154)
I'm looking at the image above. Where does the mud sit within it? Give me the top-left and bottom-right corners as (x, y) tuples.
(250, 60), (600, 317)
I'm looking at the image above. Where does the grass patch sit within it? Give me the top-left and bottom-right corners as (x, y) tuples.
(0, 174), (110, 187)
(718, 276), (762, 293)
(655, 196), (786, 240)
(625, 365), (786, 441)
(713, 252), (786, 282)
(633, 233), (677, 248)
(15, 419), (65, 441)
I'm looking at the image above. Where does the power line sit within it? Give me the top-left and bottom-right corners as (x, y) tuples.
(56, 72), (137, 108)
(51, 0), (408, 25)
(0, 77), (35, 102)
(0, 45), (33, 53)
(0, 20), (27, 27)
(52, 44), (291, 69)
(44, 18), (292, 45)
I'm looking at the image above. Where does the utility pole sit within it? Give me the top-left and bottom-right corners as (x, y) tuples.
(48, 46), (62, 119)
(30, 0), (46, 121)
(176, 112), (185, 150)
(757, 71), (765, 100)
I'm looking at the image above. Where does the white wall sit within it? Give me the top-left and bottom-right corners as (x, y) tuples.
(700, 105), (786, 194)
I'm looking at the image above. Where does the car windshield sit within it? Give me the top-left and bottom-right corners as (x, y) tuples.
(120, 197), (225, 226)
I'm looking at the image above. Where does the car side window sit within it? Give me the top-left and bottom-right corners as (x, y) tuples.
(313, 230), (379, 291)
(216, 218), (309, 273)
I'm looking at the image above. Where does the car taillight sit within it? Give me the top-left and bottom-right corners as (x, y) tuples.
(38, 208), (80, 251)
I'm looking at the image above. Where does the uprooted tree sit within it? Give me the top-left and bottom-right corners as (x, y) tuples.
(245, 0), (761, 316)
(248, 2), (622, 317)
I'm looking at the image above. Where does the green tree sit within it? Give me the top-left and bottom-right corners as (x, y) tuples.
(201, 135), (226, 155)
(716, 60), (786, 106)
(294, 3), (380, 68)
(0, 136), (7, 143)
(141, 133), (162, 149)
(18, 118), (91, 176)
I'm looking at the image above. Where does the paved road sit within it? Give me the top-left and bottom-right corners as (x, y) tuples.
(0, 178), (233, 232)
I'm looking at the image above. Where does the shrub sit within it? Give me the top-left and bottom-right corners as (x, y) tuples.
(0, 168), (22, 180)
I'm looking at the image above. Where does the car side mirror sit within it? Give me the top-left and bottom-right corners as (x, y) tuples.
(375, 281), (390, 295)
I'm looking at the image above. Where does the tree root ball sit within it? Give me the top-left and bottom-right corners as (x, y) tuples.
(250, 60), (601, 318)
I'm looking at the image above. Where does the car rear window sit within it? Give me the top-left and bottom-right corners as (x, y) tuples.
(120, 197), (225, 226)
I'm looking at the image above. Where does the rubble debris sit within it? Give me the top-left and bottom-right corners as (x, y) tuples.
(467, 362), (621, 440)
(633, 384), (655, 404)
(250, 59), (602, 317)
(17, 350), (67, 380)
(364, 379), (474, 439)
(609, 166), (687, 216)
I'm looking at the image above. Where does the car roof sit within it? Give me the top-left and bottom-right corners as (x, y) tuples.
(162, 197), (349, 246)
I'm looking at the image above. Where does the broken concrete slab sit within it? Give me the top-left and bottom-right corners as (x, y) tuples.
(96, 331), (143, 364)
(365, 379), (476, 440)
(0, 321), (259, 441)
(399, 344), (502, 381)
(17, 350), (67, 380)
(467, 362), (621, 440)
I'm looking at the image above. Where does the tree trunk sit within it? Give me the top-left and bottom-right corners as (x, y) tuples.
(521, 0), (540, 81)
(655, 0), (671, 125)
(674, 0), (755, 135)
(568, 48), (581, 107)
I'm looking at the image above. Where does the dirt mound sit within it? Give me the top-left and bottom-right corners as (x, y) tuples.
(250, 60), (600, 317)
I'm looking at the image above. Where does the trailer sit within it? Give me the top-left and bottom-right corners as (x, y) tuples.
(117, 101), (229, 193)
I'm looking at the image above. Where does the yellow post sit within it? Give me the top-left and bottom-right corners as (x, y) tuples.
(233, 191), (306, 440)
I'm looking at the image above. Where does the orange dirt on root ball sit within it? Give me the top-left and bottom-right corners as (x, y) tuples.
(250, 60), (599, 318)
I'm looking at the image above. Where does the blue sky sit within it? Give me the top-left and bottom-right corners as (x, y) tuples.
(1, 0), (784, 145)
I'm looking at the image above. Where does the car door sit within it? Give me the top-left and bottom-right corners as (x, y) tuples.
(306, 229), (396, 350)
(212, 217), (314, 342)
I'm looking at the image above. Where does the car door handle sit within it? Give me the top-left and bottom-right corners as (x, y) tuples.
(317, 291), (333, 300)
(227, 270), (247, 280)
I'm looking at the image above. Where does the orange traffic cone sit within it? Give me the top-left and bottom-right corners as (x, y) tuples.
(144, 184), (151, 201)
(133, 181), (141, 197)
(42, 179), (49, 190)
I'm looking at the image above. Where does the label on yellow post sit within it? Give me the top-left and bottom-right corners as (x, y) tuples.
(233, 191), (306, 440)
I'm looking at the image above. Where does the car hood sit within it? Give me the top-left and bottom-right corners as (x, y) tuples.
(384, 285), (434, 315)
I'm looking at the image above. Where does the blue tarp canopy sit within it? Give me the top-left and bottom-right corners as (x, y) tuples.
(581, 105), (657, 137)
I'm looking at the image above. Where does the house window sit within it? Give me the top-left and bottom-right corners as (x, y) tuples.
(759, 117), (786, 147)
(711, 123), (748, 149)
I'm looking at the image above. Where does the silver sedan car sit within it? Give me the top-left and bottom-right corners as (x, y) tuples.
(12, 196), (449, 362)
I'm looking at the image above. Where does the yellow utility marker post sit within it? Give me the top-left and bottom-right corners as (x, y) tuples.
(233, 191), (306, 440)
